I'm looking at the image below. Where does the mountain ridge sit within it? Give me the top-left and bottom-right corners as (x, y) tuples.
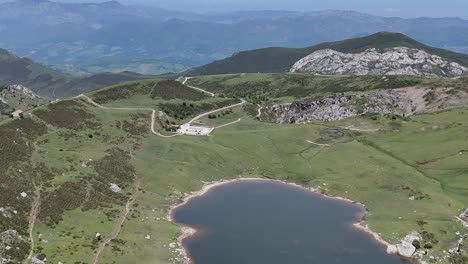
(2, 0), (468, 73)
(186, 32), (468, 77)
(0, 48), (154, 98)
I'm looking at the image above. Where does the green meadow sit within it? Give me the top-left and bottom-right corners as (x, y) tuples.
(1, 76), (467, 264)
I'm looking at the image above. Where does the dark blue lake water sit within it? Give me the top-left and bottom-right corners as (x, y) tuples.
(172, 180), (409, 264)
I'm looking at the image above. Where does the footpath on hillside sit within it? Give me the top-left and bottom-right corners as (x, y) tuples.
(76, 79), (246, 137)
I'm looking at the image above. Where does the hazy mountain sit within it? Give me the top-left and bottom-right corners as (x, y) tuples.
(187, 32), (468, 77)
(1, 1), (468, 74)
(0, 48), (154, 98)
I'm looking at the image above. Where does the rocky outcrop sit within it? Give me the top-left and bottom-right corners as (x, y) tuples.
(290, 47), (468, 77)
(263, 87), (468, 124)
(0, 84), (48, 113)
(387, 233), (421, 258)
(7, 85), (42, 99)
(265, 91), (403, 123)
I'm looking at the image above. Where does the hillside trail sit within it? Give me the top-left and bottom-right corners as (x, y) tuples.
(92, 178), (141, 264)
(338, 126), (380, 132)
(256, 105), (262, 118)
(182, 77), (215, 97)
(77, 94), (179, 138)
(24, 189), (41, 264)
(186, 98), (246, 126)
(76, 83), (246, 137)
(306, 140), (330, 147)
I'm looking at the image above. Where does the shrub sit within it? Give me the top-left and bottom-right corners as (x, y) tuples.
(35, 100), (100, 130)
(412, 240), (421, 249)
(150, 80), (208, 101)
(449, 255), (468, 264)
(91, 81), (154, 104)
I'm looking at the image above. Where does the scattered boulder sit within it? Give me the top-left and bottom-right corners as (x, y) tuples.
(31, 256), (47, 264)
(110, 184), (122, 193)
(387, 245), (398, 254)
(397, 241), (416, 257)
(387, 232), (421, 258)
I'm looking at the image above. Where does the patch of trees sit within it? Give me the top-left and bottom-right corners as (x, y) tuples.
(159, 99), (239, 120)
(208, 109), (233, 119)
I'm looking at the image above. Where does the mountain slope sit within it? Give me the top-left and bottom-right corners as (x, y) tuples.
(186, 32), (468, 76)
(0, 85), (48, 115)
(2, 1), (468, 72)
(0, 48), (153, 98)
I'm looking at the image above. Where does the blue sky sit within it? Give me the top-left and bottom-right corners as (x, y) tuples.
(11, 0), (468, 19)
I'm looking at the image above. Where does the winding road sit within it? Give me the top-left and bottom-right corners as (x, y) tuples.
(182, 77), (215, 97)
(77, 80), (245, 137)
(186, 98), (246, 126)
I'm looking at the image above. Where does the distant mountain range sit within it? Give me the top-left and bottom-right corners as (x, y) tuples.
(1, 0), (468, 74)
(187, 32), (468, 77)
(0, 48), (153, 98)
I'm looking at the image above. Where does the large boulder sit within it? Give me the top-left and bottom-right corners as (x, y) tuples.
(397, 241), (416, 257)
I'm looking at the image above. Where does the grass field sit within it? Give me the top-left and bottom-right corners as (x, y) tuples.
(0, 77), (467, 264)
(186, 73), (468, 102)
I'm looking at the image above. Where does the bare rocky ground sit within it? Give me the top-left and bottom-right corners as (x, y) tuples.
(263, 87), (468, 124)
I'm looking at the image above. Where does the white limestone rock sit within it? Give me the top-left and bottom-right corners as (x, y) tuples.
(110, 184), (122, 193)
(290, 47), (468, 77)
(387, 245), (398, 254)
(397, 241), (416, 257)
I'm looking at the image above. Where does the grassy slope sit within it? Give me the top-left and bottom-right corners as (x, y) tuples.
(186, 32), (468, 76)
(187, 73), (468, 100)
(1, 78), (467, 263)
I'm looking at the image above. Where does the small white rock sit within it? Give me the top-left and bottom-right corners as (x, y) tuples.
(145, 235), (151, 240)
(110, 183), (122, 193)
(20, 192), (27, 198)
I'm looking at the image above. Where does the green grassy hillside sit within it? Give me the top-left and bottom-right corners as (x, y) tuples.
(0, 76), (467, 264)
(187, 73), (468, 101)
(186, 32), (468, 76)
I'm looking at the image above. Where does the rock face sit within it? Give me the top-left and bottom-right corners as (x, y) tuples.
(266, 91), (403, 123)
(263, 87), (468, 124)
(0, 84), (47, 113)
(290, 47), (468, 77)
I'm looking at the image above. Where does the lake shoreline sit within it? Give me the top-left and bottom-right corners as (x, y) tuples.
(167, 177), (425, 264)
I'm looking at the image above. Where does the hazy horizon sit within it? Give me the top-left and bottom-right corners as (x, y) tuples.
(1, 0), (468, 19)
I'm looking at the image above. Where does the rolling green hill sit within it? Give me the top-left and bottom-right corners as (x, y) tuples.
(186, 32), (468, 76)
(0, 76), (467, 264)
(0, 48), (155, 98)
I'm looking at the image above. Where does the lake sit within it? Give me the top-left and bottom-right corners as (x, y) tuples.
(171, 179), (409, 264)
